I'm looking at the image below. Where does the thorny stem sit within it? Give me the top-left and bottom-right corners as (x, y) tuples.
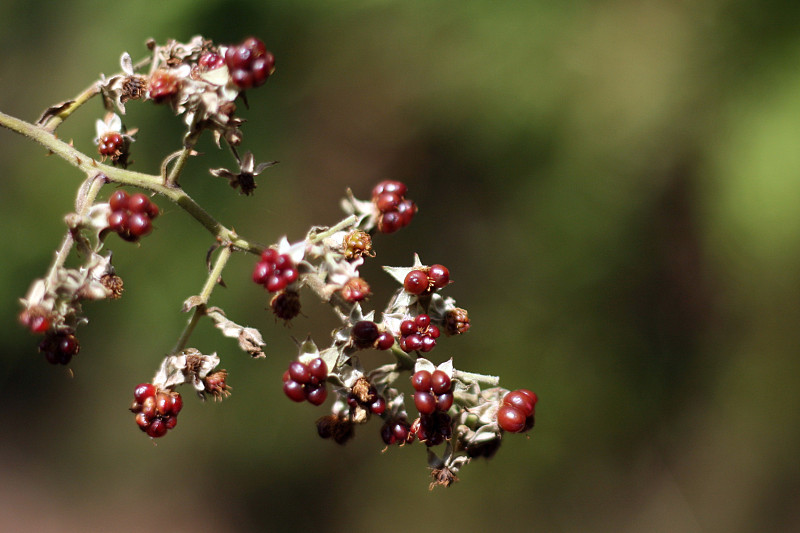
(42, 82), (102, 132)
(0, 109), (262, 255)
(172, 245), (233, 353)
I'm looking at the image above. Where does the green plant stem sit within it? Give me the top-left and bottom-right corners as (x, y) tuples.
(453, 369), (499, 388)
(0, 109), (261, 254)
(42, 82), (101, 132)
(45, 174), (107, 288)
(172, 245), (233, 353)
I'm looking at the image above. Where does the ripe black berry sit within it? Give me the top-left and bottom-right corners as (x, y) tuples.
(39, 332), (80, 365)
(352, 320), (379, 348)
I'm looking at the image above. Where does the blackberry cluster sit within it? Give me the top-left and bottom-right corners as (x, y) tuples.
(372, 180), (417, 233)
(496, 389), (537, 433)
(282, 358), (328, 405)
(253, 249), (299, 292)
(225, 37), (275, 90)
(403, 264), (450, 295)
(130, 383), (183, 438)
(399, 314), (440, 353)
(106, 190), (160, 242)
(351, 320), (394, 350)
(39, 331), (79, 365)
(411, 369), (453, 415)
(97, 132), (124, 157)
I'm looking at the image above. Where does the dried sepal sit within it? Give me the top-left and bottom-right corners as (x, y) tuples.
(152, 348), (220, 393)
(206, 306), (266, 358)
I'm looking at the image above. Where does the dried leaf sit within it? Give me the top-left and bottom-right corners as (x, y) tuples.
(36, 100), (76, 125)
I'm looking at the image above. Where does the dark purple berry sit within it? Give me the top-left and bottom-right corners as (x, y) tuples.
(431, 370), (451, 395)
(414, 391), (436, 415)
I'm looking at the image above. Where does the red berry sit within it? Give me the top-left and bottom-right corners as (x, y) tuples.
(265, 274), (285, 292)
(414, 314), (431, 329)
(403, 270), (429, 295)
(99, 132), (123, 156)
(261, 249), (278, 263)
(376, 332), (395, 350)
(171, 393), (183, 414)
(372, 180), (407, 199)
(414, 391), (437, 415)
(146, 418), (168, 438)
(28, 315), (50, 334)
(164, 416), (178, 430)
(420, 336), (436, 352)
(307, 358), (328, 383)
(198, 52), (224, 70)
(497, 405), (527, 433)
(109, 190), (129, 211)
(141, 396), (157, 419)
(107, 211), (128, 233)
(134, 383), (156, 403)
(127, 213), (152, 237)
(128, 193), (150, 213)
(396, 200), (417, 227)
(428, 264), (450, 289)
(135, 412), (149, 429)
(377, 211), (402, 234)
(436, 392), (454, 412)
(376, 192), (401, 212)
(430, 370), (451, 395)
(369, 396), (386, 415)
(283, 379), (307, 402)
(288, 361), (311, 384)
(400, 320), (416, 337)
(518, 389), (538, 407)
(155, 392), (173, 416)
(503, 390), (536, 417)
(149, 70), (180, 102)
(306, 385), (328, 406)
(252, 261), (272, 284)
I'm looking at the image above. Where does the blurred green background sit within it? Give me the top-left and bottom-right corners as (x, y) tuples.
(2, 0), (800, 531)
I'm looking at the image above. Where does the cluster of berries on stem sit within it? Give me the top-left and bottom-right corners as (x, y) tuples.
(403, 264), (450, 295)
(282, 358), (329, 406)
(106, 190), (159, 242)
(253, 249), (299, 292)
(372, 180), (417, 234)
(225, 37), (275, 90)
(496, 388), (537, 433)
(97, 131), (124, 157)
(130, 384), (183, 438)
(39, 331), (80, 365)
(399, 314), (440, 353)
